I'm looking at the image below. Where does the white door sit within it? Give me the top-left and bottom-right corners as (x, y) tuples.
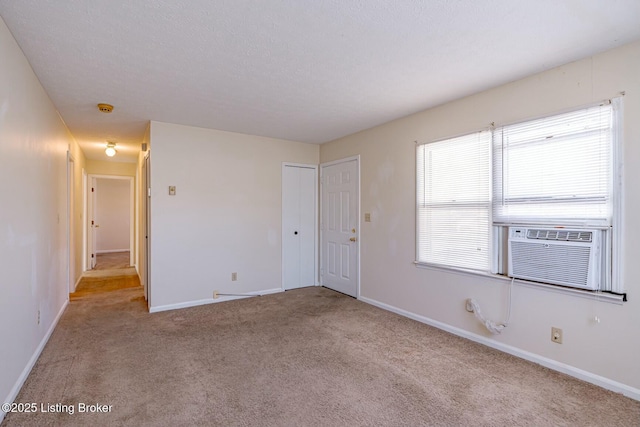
(321, 158), (359, 297)
(282, 164), (317, 290)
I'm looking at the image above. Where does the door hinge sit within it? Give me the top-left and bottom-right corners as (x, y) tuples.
(91, 220), (94, 225)
(147, 188), (151, 197)
(91, 187), (94, 192)
(91, 253), (94, 258)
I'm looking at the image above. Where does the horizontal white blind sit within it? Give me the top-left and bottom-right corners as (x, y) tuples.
(417, 131), (491, 271)
(493, 104), (612, 226)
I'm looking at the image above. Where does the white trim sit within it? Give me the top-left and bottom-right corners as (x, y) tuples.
(1, 300), (68, 423)
(82, 169), (87, 271)
(359, 295), (639, 401)
(96, 249), (130, 254)
(129, 174), (135, 267)
(281, 163), (319, 291)
(413, 262), (625, 304)
(611, 96), (624, 293)
(319, 156), (361, 298)
(149, 288), (283, 313)
(86, 174), (135, 268)
(67, 151), (75, 295)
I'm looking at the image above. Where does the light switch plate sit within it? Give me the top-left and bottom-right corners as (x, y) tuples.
(169, 186), (176, 196)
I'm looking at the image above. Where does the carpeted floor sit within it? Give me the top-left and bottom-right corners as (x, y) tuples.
(3, 284), (639, 426)
(70, 270), (140, 298)
(93, 251), (130, 270)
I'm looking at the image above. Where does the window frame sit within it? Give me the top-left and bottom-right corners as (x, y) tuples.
(415, 130), (492, 273)
(415, 98), (624, 296)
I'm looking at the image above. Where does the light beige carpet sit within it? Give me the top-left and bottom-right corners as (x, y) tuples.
(3, 286), (638, 426)
(70, 271), (141, 299)
(93, 251), (130, 270)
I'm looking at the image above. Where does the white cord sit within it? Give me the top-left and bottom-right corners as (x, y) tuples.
(593, 289), (601, 324)
(466, 277), (514, 335)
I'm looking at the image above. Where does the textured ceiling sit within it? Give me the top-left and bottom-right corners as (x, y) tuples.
(1, 1), (640, 162)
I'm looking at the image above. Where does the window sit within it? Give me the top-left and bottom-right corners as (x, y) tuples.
(416, 99), (622, 293)
(492, 104), (613, 227)
(416, 131), (491, 271)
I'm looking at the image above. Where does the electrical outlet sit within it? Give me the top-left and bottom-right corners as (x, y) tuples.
(213, 290), (219, 299)
(231, 272), (237, 281)
(551, 327), (563, 344)
(37, 310), (40, 325)
(364, 213), (371, 222)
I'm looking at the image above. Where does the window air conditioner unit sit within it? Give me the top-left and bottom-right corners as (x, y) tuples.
(508, 227), (601, 290)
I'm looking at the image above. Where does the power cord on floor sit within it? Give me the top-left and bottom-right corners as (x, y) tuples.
(465, 277), (514, 335)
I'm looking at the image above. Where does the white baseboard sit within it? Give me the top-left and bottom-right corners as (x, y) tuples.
(1, 300), (69, 423)
(71, 275), (82, 293)
(95, 249), (129, 254)
(149, 288), (283, 313)
(359, 296), (640, 402)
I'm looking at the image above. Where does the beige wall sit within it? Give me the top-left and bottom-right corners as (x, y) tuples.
(149, 122), (319, 310)
(0, 16), (85, 411)
(136, 124), (151, 276)
(69, 128), (86, 287)
(320, 41), (640, 395)
(86, 159), (136, 177)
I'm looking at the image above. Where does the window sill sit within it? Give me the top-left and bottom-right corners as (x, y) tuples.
(413, 261), (626, 305)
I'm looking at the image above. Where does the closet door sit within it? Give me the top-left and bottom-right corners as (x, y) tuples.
(282, 164), (317, 290)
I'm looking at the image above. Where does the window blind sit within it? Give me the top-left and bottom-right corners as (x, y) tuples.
(416, 131), (491, 271)
(492, 104), (613, 226)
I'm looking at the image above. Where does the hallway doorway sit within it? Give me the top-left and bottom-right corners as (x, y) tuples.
(84, 174), (134, 272)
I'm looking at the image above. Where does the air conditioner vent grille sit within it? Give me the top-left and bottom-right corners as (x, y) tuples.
(526, 229), (592, 243)
(508, 227), (601, 290)
(510, 241), (591, 288)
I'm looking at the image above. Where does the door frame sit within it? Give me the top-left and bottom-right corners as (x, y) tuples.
(67, 151), (76, 293)
(84, 174), (135, 270)
(281, 162), (319, 291)
(319, 155), (361, 298)
(82, 169), (88, 271)
(141, 153), (151, 305)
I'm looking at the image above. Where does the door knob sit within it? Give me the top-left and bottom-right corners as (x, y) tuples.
(350, 237), (357, 242)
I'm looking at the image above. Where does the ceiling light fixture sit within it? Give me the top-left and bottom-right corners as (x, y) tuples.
(97, 103), (113, 113)
(105, 142), (117, 157)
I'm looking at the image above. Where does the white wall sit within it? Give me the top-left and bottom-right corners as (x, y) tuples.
(320, 41), (640, 395)
(149, 121), (319, 310)
(96, 178), (130, 252)
(0, 16), (82, 417)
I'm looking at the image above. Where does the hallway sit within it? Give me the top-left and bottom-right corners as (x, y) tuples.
(92, 251), (131, 271)
(81, 251), (132, 280)
(74, 251), (138, 297)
